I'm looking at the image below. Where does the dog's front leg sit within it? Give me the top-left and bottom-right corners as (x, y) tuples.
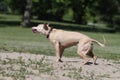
(54, 41), (63, 62)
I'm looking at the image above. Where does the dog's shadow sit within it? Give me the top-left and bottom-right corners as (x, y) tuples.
(64, 60), (80, 63)
(85, 62), (99, 65)
(64, 60), (99, 65)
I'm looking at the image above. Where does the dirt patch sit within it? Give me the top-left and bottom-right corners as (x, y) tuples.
(0, 52), (120, 80)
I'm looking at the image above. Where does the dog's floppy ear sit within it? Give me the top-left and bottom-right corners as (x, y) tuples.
(43, 23), (49, 30)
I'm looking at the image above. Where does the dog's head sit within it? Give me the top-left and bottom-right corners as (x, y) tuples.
(32, 23), (50, 35)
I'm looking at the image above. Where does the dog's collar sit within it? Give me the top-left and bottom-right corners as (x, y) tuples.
(46, 27), (53, 38)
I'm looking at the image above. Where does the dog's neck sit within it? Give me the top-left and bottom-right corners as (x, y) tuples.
(46, 27), (53, 38)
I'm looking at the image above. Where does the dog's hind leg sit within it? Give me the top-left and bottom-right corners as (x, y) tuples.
(82, 55), (90, 65)
(87, 44), (98, 65)
(77, 42), (91, 65)
(87, 51), (97, 65)
(93, 56), (97, 65)
(78, 51), (90, 65)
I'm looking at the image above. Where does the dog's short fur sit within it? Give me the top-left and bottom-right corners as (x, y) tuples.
(32, 23), (105, 65)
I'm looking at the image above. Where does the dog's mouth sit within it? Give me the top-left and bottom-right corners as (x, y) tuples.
(32, 28), (37, 33)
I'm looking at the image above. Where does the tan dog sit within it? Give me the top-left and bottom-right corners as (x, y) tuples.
(32, 23), (105, 65)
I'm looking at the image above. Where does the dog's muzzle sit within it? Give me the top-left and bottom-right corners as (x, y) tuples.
(32, 27), (37, 33)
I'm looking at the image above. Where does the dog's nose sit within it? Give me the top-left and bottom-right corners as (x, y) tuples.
(32, 27), (35, 30)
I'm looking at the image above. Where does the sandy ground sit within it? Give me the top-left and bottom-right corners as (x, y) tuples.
(0, 52), (120, 80)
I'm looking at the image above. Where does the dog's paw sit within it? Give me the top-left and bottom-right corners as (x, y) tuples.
(56, 59), (63, 62)
(94, 63), (98, 65)
(84, 62), (92, 65)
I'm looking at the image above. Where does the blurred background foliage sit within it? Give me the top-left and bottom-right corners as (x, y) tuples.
(0, 0), (120, 31)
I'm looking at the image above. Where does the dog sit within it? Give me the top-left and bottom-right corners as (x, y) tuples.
(32, 23), (105, 65)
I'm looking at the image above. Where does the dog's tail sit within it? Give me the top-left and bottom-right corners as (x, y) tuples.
(91, 36), (106, 47)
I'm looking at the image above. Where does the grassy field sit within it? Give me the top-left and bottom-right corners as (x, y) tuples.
(0, 13), (120, 60)
(0, 26), (120, 60)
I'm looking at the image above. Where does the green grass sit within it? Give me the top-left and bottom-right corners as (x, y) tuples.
(0, 26), (120, 60)
(0, 14), (21, 20)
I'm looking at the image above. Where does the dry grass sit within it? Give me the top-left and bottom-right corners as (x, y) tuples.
(0, 52), (120, 80)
